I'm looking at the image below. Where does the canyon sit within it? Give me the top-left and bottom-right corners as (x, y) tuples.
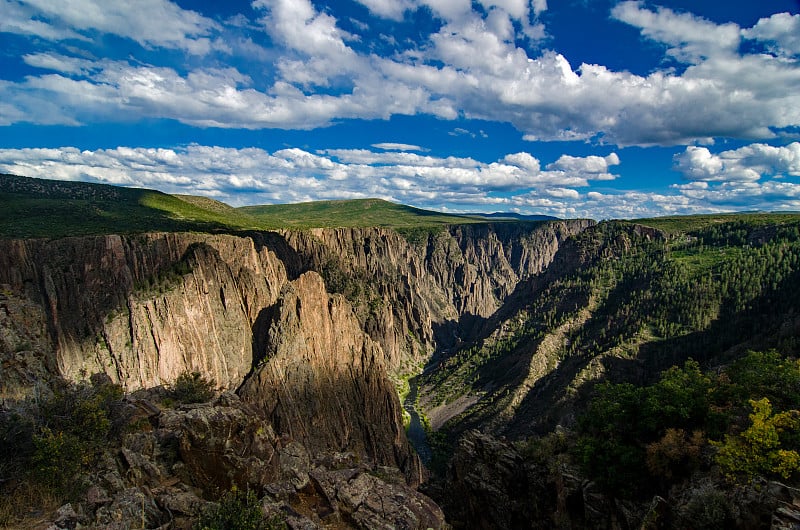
(5, 181), (800, 529)
(0, 219), (591, 528)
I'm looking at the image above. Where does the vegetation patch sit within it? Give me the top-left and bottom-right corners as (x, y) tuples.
(194, 487), (287, 530)
(240, 198), (485, 230)
(0, 376), (124, 521)
(576, 351), (800, 496)
(168, 371), (216, 405)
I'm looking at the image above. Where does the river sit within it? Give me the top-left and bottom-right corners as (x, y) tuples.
(403, 377), (432, 465)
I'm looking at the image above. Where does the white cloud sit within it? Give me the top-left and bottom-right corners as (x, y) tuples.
(353, 0), (415, 21)
(743, 12), (800, 57)
(253, 0), (358, 62)
(674, 142), (800, 183)
(547, 153), (619, 174)
(371, 143), (426, 151)
(5, 144), (800, 219)
(2, 0), (219, 54)
(1, 0), (799, 148)
(502, 152), (540, 172)
(0, 145), (625, 215)
(611, 1), (740, 63)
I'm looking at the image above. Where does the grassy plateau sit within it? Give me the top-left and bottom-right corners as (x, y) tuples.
(0, 174), (487, 238)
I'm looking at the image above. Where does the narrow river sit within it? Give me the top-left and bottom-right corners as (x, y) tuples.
(403, 377), (432, 465)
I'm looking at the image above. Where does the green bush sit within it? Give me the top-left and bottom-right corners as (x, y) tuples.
(31, 427), (82, 491)
(171, 371), (216, 404)
(577, 351), (800, 495)
(713, 398), (800, 480)
(682, 488), (732, 530)
(0, 376), (123, 505)
(194, 488), (286, 530)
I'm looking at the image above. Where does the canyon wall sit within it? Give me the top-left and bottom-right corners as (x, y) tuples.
(0, 220), (591, 479)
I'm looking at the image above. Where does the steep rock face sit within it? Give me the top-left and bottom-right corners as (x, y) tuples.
(0, 233), (287, 391)
(239, 272), (423, 484)
(280, 228), (454, 373)
(434, 430), (643, 530)
(280, 221), (593, 374)
(0, 221), (592, 393)
(0, 289), (52, 401)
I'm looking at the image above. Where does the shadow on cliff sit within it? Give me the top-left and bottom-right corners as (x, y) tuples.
(499, 266), (800, 438)
(423, 233), (588, 400)
(243, 231), (304, 281)
(237, 355), (424, 485)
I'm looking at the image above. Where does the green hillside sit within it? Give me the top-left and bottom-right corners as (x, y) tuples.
(239, 198), (485, 229)
(0, 175), (486, 238)
(0, 174), (261, 238)
(419, 214), (800, 496)
(632, 212), (800, 234)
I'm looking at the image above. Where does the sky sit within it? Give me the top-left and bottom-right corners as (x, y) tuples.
(0, 0), (799, 219)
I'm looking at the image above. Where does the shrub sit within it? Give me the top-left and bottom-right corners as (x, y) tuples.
(31, 427), (82, 491)
(171, 371), (215, 404)
(28, 377), (122, 496)
(645, 428), (704, 480)
(0, 376), (124, 512)
(713, 398), (800, 481)
(682, 488), (732, 530)
(194, 488), (286, 530)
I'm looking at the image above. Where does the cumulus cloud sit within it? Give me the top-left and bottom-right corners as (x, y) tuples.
(1, 0), (799, 147)
(674, 142), (800, 183)
(353, 0), (415, 21)
(743, 12), (800, 57)
(371, 143), (426, 151)
(611, 1), (740, 63)
(1, 0), (219, 54)
(0, 145), (626, 214)
(4, 143), (800, 218)
(547, 153), (620, 177)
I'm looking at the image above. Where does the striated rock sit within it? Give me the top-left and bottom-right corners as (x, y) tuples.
(280, 222), (593, 374)
(0, 222), (596, 528)
(94, 487), (169, 530)
(438, 430), (648, 530)
(0, 233), (287, 392)
(440, 430), (551, 529)
(0, 222), (592, 397)
(0, 288), (53, 402)
(239, 271), (423, 485)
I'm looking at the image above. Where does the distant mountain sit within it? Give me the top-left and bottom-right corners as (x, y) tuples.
(0, 173), (257, 238)
(468, 211), (559, 221)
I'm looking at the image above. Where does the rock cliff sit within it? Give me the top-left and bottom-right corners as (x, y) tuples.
(239, 272), (423, 484)
(0, 220), (592, 527)
(278, 221), (593, 375)
(0, 221), (591, 397)
(0, 233), (288, 392)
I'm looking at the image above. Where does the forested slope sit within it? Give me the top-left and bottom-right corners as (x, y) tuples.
(421, 215), (800, 529)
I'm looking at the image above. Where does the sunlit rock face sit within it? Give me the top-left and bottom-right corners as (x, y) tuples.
(239, 271), (424, 485)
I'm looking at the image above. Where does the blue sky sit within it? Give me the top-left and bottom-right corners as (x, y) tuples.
(0, 0), (799, 218)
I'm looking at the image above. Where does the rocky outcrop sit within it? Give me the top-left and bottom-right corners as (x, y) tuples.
(0, 220), (594, 528)
(0, 233), (288, 392)
(434, 430), (554, 529)
(0, 221), (591, 395)
(34, 392), (445, 530)
(264, 464), (447, 529)
(434, 430), (645, 530)
(239, 272), (423, 484)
